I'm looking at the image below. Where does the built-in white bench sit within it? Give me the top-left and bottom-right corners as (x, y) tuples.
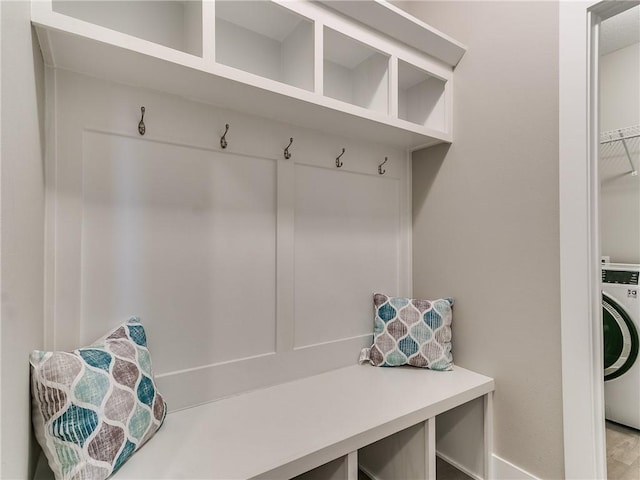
(103, 364), (494, 480)
(35, 364), (494, 479)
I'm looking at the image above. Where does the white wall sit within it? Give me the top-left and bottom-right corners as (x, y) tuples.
(600, 43), (640, 133)
(0, 1), (46, 478)
(599, 42), (640, 264)
(400, 2), (563, 478)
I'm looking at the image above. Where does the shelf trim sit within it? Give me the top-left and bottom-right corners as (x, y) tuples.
(317, 0), (467, 67)
(32, 0), (455, 149)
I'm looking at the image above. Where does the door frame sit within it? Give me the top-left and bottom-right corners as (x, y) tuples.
(559, 1), (639, 478)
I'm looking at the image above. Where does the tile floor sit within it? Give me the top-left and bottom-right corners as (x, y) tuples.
(607, 421), (640, 480)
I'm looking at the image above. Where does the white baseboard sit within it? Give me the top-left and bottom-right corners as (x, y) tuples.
(492, 454), (539, 480)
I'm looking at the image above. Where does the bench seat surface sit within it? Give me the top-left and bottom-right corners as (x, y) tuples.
(112, 364), (493, 479)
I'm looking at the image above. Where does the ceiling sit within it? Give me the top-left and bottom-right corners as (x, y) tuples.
(600, 5), (640, 56)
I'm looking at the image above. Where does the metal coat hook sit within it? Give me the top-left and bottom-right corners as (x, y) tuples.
(138, 106), (146, 136)
(220, 124), (229, 149)
(336, 148), (345, 168)
(378, 157), (388, 175)
(284, 137), (293, 159)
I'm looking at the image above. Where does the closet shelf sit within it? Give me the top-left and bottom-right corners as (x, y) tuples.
(600, 125), (640, 144)
(32, 1), (461, 150)
(600, 125), (640, 176)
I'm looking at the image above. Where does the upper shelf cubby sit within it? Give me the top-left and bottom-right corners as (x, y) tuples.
(51, 0), (203, 57)
(215, 1), (314, 92)
(398, 60), (446, 131)
(323, 27), (389, 114)
(32, 0), (466, 149)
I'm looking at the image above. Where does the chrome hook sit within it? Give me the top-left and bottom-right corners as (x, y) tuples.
(284, 137), (293, 160)
(138, 106), (146, 136)
(336, 148), (345, 168)
(378, 156), (388, 175)
(220, 124), (229, 149)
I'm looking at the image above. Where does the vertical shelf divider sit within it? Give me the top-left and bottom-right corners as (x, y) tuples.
(425, 418), (436, 480)
(389, 56), (399, 118)
(346, 451), (358, 480)
(203, 0), (215, 62)
(444, 80), (453, 137)
(314, 20), (324, 96)
(484, 392), (494, 480)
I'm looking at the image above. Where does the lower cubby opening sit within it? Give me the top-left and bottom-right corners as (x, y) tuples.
(359, 423), (428, 480)
(290, 422), (474, 480)
(290, 456), (351, 480)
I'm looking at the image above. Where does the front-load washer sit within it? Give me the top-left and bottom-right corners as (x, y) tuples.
(602, 263), (640, 430)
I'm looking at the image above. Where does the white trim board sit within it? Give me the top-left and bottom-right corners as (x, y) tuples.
(559, 2), (603, 479)
(558, 2), (639, 478)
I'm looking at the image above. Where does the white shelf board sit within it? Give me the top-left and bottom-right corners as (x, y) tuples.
(112, 365), (494, 479)
(318, 0), (467, 67)
(32, 10), (451, 150)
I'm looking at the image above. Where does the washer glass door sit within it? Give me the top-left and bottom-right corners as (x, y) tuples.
(603, 292), (639, 381)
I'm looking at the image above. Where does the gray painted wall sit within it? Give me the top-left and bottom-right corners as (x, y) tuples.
(400, 2), (564, 478)
(0, 1), (46, 477)
(599, 42), (640, 264)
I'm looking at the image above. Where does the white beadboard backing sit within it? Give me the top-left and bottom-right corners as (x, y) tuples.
(294, 165), (401, 348)
(80, 132), (278, 372)
(45, 68), (411, 411)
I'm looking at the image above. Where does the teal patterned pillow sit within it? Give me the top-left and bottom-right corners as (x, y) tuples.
(360, 293), (454, 370)
(30, 317), (167, 479)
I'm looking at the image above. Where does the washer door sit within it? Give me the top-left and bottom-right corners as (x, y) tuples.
(603, 292), (639, 381)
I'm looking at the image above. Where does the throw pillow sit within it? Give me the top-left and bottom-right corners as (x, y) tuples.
(30, 317), (167, 479)
(360, 293), (454, 370)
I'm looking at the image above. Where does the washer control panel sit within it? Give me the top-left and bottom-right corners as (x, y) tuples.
(602, 269), (639, 285)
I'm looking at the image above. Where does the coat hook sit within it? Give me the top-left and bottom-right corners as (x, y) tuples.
(336, 148), (345, 168)
(284, 137), (293, 160)
(220, 124), (229, 149)
(138, 106), (146, 136)
(378, 156), (388, 175)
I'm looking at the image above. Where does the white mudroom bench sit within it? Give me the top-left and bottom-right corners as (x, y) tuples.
(34, 364), (494, 479)
(106, 364), (494, 480)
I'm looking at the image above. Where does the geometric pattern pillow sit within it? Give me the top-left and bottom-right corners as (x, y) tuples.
(360, 293), (454, 370)
(30, 317), (167, 480)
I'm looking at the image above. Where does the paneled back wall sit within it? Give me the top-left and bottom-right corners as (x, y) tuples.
(46, 69), (411, 411)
